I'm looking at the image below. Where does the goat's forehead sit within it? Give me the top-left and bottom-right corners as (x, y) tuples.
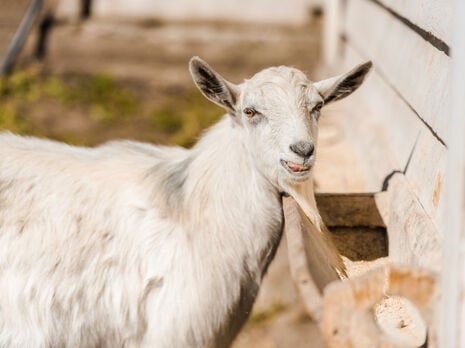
(240, 66), (321, 107)
(247, 66), (310, 86)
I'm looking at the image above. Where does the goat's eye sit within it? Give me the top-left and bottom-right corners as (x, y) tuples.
(243, 107), (256, 118)
(313, 102), (323, 112)
(310, 102), (323, 119)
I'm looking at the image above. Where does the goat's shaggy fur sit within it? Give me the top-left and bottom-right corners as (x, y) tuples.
(0, 57), (371, 347)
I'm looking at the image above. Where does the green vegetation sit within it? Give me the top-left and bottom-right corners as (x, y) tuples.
(151, 90), (224, 147)
(0, 68), (138, 137)
(0, 68), (224, 147)
(0, 68), (41, 134)
(44, 73), (138, 121)
(0, 101), (29, 134)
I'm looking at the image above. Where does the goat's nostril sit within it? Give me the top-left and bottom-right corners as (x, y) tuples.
(290, 141), (314, 158)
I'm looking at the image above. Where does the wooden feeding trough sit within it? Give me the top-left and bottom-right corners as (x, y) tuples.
(283, 0), (463, 346)
(316, 193), (387, 262)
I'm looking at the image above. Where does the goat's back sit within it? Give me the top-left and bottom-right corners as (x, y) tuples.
(0, 133), (183, 347)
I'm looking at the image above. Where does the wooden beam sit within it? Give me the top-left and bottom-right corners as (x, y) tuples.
(371, 0), (452, 44)
(388, 174), (441, 273)
(345, 0), (451, 142)
(439, 0), (465, 345)
(342, 43), (447, 227)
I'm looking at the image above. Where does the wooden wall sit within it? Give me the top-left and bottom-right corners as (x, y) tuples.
(438, 0), (465, 345)
(324, 0), (452, 273)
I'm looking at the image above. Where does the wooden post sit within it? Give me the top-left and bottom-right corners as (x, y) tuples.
(439, 0), (465, 345)
(323, 0), (343, 69)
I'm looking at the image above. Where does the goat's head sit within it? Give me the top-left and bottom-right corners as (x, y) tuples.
(189, 57), (371, 189)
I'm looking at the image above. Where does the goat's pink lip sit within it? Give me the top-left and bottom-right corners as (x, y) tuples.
(280, 160), (311, 174)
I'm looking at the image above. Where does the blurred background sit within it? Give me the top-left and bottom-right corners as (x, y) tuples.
(0, 0), (324, 147)
(0, 1), (328, 347)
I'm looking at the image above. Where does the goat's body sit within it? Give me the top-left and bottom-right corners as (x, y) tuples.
(0, 56), (371, 347)
(0, 117), (283, 347)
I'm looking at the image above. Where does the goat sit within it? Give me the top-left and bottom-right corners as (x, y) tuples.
(0, 57), (371, 347)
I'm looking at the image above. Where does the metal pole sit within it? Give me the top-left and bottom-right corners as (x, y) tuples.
(0, 0), (43, 76)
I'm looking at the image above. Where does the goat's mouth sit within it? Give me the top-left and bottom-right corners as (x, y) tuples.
(280, 160), (311, 175)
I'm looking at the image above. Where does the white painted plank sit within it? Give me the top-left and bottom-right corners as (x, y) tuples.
(323, 0), (344, 67)
(340, 43), (448, 229)
(342, 43), (420, 170)
(439, 0), (465, 345)
(380, 0), (452, 44)
(387, 174), (441, 273)
(334, 43), (421, 191)
(327, 94), (395, 191)
(404, 127), (447, 228)
(346, 0), (451, 143)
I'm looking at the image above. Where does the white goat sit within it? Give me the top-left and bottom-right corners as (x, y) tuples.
(0, 57), (371, 347)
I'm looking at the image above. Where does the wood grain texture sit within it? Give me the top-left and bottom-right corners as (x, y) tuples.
(376, 0), (452, 44)
(342, 43), (421, 172)
(387, 174), (442, 273)
(323, 0), (344, 67)
(346, 0), (451, 143)
(404, 127), (447, 228)
(438, 2), (465, 345)
(323, 265), (436, 347)
(283, 196), (325, 322)
(341, 43), (447, 227)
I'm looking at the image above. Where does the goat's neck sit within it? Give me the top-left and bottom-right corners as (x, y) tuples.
(169, 116), (282, 263)
(187, 117), (280, 219)
(146, 117), (284, 346)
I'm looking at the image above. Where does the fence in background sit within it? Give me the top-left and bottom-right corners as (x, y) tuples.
(56, 0), (323, 24)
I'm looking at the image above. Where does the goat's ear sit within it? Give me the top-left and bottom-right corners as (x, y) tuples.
(189, 56), (239, 115)
(314, 61), (372, 104)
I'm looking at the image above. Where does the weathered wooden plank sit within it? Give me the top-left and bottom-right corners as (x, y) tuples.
(342, 43), (420, 173)
(387, 174), (441, 273)
(283, 196), (325, 322)
(377, 0), (452, 44)
(342, 34), (448, 226)
(323, 0), (344, 67)
(404, 127), (447, 227)
(438, 1), (465, 345)
(332, 43), (420, 191)
(345, 0), (451, 143)
(325, 63), (444, 267)
(323, 265), (437, 347)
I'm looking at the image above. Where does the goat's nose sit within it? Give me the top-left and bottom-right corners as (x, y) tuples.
(289, 141), (314, 158)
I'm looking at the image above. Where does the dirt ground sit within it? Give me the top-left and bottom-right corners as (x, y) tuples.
(2, 17), (411, 347)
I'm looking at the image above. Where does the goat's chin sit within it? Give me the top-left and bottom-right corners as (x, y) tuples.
(278, 170), (313, 196)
